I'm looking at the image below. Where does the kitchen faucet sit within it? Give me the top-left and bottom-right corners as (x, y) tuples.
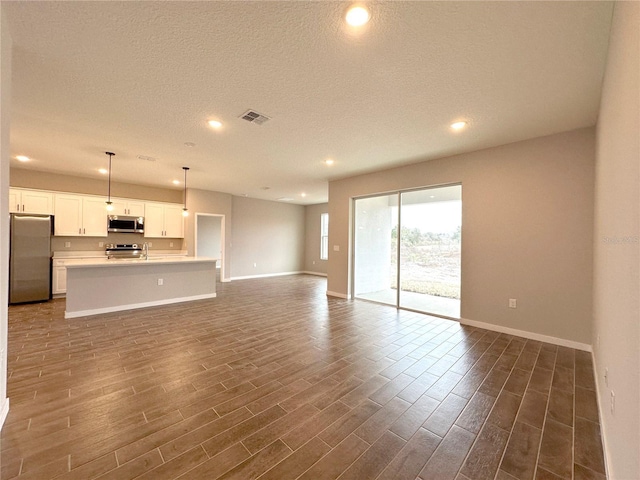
(142, 242), (149, 260)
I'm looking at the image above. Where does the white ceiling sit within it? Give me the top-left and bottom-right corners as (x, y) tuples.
(4, 1), (613, 205)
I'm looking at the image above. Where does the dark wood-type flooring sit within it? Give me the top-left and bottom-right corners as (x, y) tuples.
(1, 275), (606, 479)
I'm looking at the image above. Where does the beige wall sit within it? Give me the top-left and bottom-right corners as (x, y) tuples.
(184, 188), (233, 281)
(328, 128), (595, 345)
(231, 196), (305, 278)
(10, 168), (183, 203)
(50, 234), (180, 254)
(593, 2), (639, 478)
(0, 4), (12, 423)
(304, 203), (328, 275)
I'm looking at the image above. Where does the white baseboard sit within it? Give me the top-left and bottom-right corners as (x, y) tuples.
(591, 353), (612, 479)
(459, 317), (592, 352)
(64, 293), (217, 319)
(230, 271), (304, 281)
(326, 290), (348, 299)
(302, 271), (327, 277)
(0, 398), (9, 430)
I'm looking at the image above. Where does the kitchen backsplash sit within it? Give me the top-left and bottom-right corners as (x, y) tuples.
(51, 233), (185, 252)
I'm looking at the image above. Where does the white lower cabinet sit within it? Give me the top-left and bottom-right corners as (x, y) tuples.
(52, 264), (67, 294)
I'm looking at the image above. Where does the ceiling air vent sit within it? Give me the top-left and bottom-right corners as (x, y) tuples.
(240, 109), (271, 125)
(136, 155), (156, 162)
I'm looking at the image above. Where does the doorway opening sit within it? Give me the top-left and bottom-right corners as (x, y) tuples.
(195, 213), (227, 282)
(353, 184), (461, 318)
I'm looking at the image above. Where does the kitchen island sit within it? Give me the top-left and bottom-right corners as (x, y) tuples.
(64, 257), (218, 319)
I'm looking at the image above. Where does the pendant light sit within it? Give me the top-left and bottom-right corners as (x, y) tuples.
(182, 167), (190, 217)
(105, 152), (115, 211)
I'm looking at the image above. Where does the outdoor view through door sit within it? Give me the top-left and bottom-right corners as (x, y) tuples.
(354, 184), (461, 318)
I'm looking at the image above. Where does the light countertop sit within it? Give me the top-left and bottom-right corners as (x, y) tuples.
(64, 256), (218, 268)
(53, 250), (188, 258)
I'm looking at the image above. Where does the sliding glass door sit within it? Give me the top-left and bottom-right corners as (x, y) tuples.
(353, 193), (398, 306)
(353, 184), (461, 318)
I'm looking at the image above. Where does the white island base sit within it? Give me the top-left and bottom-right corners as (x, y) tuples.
(64, 257), (217, 319)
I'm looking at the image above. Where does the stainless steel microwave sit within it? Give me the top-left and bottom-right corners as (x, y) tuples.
(107, 215), (144, 233)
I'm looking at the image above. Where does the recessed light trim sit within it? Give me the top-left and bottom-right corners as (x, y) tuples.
(208, 120), (223, 129)
(172, 180), (180, 185)
(98, 168), (108, 175)
(451, 121), (467, 131)
(16, 155), (30, 162)
(325, 159), (335, 166)
(301, 193), (307, 197)
(346, 5), (370, 26)
(184, 142), (196, 148)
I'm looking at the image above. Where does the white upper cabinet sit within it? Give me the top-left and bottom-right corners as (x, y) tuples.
(54, 193), (107, 237)
(110, 198), (145, 216)
(144, 202), (184, 238)
(9, 188), (54, 214)
(82, 196), (109, 236)
(163, 204), (184, 238)
(9, 186), (182, 238)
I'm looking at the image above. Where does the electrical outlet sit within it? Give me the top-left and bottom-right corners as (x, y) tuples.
(313, 261), (316, 265)
(169, 242), (173, 247)
(333, 245), (340, 251)
(509, 299), (517, 309)
(99, 242), (104, 247)
(604, 367), (609, 387)
(157, 278), (163, 286)
(148, 242), (152, 247)
(610, 390), (615, 414)
(65, 242), (71, 248)
(253, 263), (257, 268)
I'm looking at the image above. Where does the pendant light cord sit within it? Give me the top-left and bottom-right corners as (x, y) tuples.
(105, 152), (115, 205)
(183, 167), (190, 212)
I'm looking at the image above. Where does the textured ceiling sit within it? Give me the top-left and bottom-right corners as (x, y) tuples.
(4, 1), (613, 205)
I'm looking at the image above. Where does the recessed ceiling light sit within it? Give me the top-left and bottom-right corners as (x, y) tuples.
(184, 142), (196, 148)
(172, 180), (180, 185)
(301, 193), (307, 197)
(451, 121), (467, 131)
(208, 120), (223, 129)
(98, 168), (108, 175)
(16, 155), (30, 162)
(325, 159), (335, 166)
(346, 5), (370, 26)
(277, 197), (294, 202)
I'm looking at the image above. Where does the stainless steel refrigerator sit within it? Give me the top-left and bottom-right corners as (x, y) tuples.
(9, 214), (52, 304)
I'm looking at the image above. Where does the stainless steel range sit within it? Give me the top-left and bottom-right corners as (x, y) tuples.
(105, 243), (144, 259)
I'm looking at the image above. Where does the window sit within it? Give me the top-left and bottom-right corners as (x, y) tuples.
(320, 213), (329, 260)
